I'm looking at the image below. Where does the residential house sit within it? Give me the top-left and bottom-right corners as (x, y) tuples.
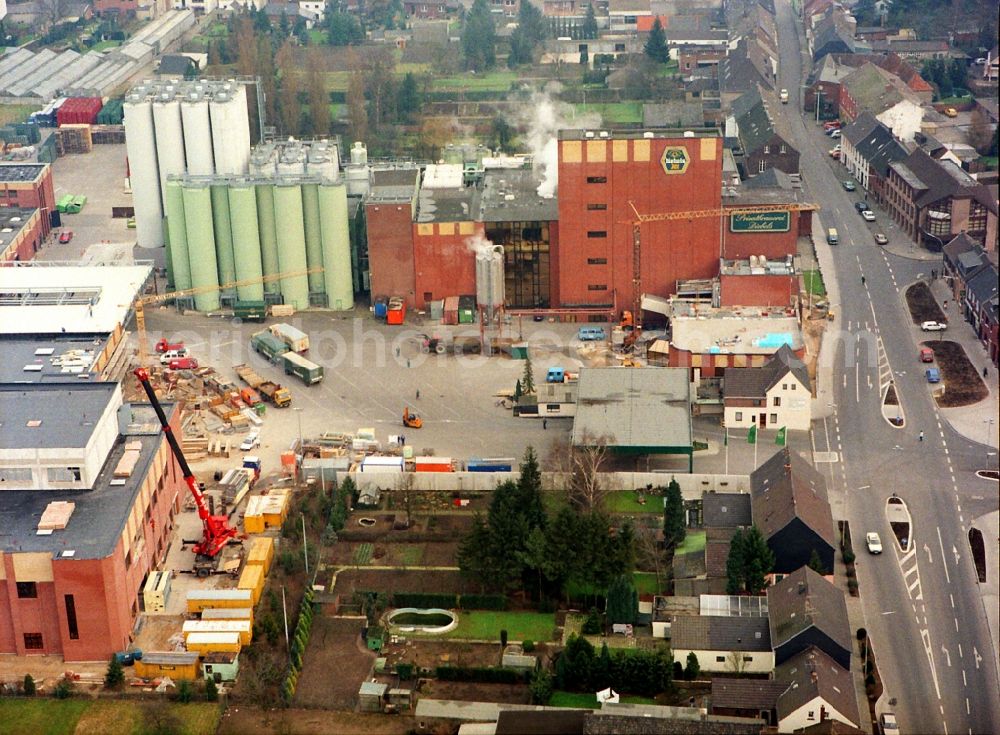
(750, 447), (835, 575)
(542, 0), (579, 16)
(942, 233), (989, 301)
(719, 37), (776, 108)
(677, 45), (727, 73)
(768, 567), (852, 670)
(403, 0), (449, 18)
(809, 10), (857, 61)
(964, 263), (999, 366)
(608, 0), (651, 33)
(838, 63), (923, 141)
(870, 38), (951, 60)
(803, 52), (932, 115)
(711, 678), (787, 726)
(775, 647), (861, 733)
(702, 492), (752, 529)
(840, 112), (907, 198)
(985, 45), (999, 82)
(731, 85), (800, 177)
(883, 148), (998, 250)
(670, 615), (774, 674)
(643, 101), (705, 128)
(723, 345), (811, 432)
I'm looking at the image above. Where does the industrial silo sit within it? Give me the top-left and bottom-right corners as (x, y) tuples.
(306, 143), (338, 181)
(318, 183), (354, 310)
(232, 82), (252, 171)
(152, 92), (186, 211)
(210, 87), (251, 176)
(210, 184), (236, 286)
(276, 142), (306, 176)
(272, 183), (310, 310)
(249, 143), (276, 177)
(123, 92), (163, 248)
(181, 184), (221, 311)
(181, 91), (214, 175)
(301, 183), (325, 294)
(228, 183), (265, 301)
(164, 180), (192, 290)
(255, 183), (280, 293)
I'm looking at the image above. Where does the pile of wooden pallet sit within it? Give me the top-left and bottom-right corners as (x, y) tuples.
(55, 124), (93, 154)
(38, 501), (76, 532)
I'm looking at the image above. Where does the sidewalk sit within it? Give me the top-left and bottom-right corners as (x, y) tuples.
(833, 542), (875, 734)
(927, 279), (1000, 450)
(807, 219), (841, 422)
(970, 510), (1000, 697)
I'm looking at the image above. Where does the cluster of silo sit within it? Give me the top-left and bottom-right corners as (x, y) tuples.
(162, 139), (354, 312)
(475, 246), (505, 323)
(123, 79), (252, 250)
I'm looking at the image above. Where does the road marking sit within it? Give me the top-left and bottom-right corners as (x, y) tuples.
(974, 647), (982, 669)
(954, 617), (959, 632)
(966, 699), (970, 715)
(952, 545), (961, 566)
(881, 610), (896, 615)
(925, 543), (933, 563)
(959, 644), (962, 658)
(950, 593), (954, 607)
(963, 669), (967, 686)
(937, 527), (951, 584)
(922, 629), (942, 700)
(942, 645), (951, 666)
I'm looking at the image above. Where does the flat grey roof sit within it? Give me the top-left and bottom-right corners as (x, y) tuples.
(479, 169), (558, 222)
(671, 314), (802, 355)
(0, 382), (118, 449)
(0, 335), (111, 383)
(0, 164), (46, 183)
(0, 402), (177, 559)
(572, 367), (692, 450)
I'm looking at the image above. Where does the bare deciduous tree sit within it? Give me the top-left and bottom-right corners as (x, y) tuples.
(547, 432), (612, 512)
(727, 649), (749, 675)
(635, 520), (665, 593)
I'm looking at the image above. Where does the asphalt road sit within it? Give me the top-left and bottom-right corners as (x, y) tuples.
(773, 1), (1000, 732)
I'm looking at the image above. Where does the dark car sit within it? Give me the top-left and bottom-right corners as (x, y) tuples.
(855, 201), (871, 213)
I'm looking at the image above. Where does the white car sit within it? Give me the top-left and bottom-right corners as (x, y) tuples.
(880, 712), (899, 734)
(921, 321), (947, 332)
(240, 431), (260, 451)
(866, 532), (883, 554)
(861, 210), (876, 222)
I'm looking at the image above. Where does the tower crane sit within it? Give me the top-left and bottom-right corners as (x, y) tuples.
(621, 201), (821, 344)
(134, 267), (324, 367)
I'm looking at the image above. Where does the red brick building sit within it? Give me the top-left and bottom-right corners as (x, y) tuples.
(555, 131), (723, 309)
(0, 208), (46, 263)
(0, 164), (56, 239)
(0, 384), (186, 661)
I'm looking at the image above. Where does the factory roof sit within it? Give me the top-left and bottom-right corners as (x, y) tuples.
(0, 401), (177, 559)
(572, 367), (692, 452)
(0, 164), (48, 183)
(479, 168), (558, 222)
(368, 166), (420, 202)
(0, 262), (152, 335)
(416, 182), (479, 223)
(670, 310), (802, 355)
(558, 128), (719, 140)
(0, 382), (119, 449)
(0, 334), (111, 383)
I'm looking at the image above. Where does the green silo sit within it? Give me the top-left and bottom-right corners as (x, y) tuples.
(211, 184), (237, 286)
(181, 184), (221, 312)
(164, 181), (192, 291)
(255, 183), (280, 294)
(272, 183), (310, 310)
(302, 183), (325, 294)
(318, 183), (354, 310)
(228, 184), (265, 301)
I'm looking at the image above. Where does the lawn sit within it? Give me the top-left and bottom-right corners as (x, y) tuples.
(604, 490), (663, 514)
(980, 156), (998, 169)
(633, 572), (662, 596)
(393, 543), (423, 566)
(432, 71), (519, 92)
(0, 700), (220, 735)
(575, 102), (643, 124)
(675, 530), (706, 556)
(447, 610), (556, 642)
(0, 105), (37, 126)
(549, 691), (657, 708)
(802, 269), (826, 297)
(90, 40), (121, 52)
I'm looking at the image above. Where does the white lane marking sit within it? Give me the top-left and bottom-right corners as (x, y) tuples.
(963, 669), (967, 686)
(942, 645), (952, 667)
(923, 629), (942, 700)
(938, 527), (951, 584)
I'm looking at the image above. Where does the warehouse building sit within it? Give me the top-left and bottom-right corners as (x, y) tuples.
(0, 207), (46, 263)
(0, 163), (56, 239)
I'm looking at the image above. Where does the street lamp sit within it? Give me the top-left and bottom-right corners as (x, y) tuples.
(985, 418), (996, 465)
(293, 407), (303, 453)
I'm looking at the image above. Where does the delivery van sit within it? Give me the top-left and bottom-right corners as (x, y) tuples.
(827, 228), (839, 245)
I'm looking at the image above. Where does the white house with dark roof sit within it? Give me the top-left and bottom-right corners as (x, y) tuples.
(723, 344), (811, 431)
(671, 614), (774, 674)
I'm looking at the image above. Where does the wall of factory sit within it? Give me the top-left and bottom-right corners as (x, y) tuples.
(720, 211), (807, 261)
(719, 274), (798, 308)
(556, 136), (722, 308)
(365, 200), (416, 302)
(0, 165), (56, 239)
(411, 221), (481, 308)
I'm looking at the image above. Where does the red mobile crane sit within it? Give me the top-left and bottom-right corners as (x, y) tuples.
(134, 367), (239, 576)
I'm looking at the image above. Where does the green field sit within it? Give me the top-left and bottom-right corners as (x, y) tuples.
(0, 700), (220, 735)
(90, 40), (121, 52)
(675, 530), (706, 556)
(604, 490), (663, 514)
(432, 71), (519, 92)
(575, 101), (643, 124)
(803, 269), (826, 297)
(549, 691), (657, 708)
(0, 105), (37, 126)
(447, 611), (556, 641)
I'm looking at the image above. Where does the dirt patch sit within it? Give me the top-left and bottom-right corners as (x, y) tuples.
(381, 639), (549, 672)
(295, 616), (374, 709)
(132, 615), (186, 653)
(332, 569), (480, 597)
(923, 341), (988, 407)
(217, 707), (414, 735)
(969, 528), (987, 583)
(419, 680), (530, 704)
(884, 383), (898, 406)
(339, 513), (473, 542)
(905, 282), (946, 324)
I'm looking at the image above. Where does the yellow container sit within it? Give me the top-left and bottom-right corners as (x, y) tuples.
(201, 607), (254, 622)
(134, 652), (200, 681)
(246, 536), (274, 575)
(238, 564), (264, 606)
(185, 631), (241, 654)
(185, 588), (253, 614)
(183, 619), (253, 646)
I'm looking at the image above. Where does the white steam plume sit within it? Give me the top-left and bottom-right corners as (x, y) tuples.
(465, 233), (495, 256)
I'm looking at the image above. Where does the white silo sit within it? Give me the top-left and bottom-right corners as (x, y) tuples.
(276, 142), (306, 176)
(350, 142), (368, 166)
(181, 91), (214, 175)
(249, 143), (276, 177)
(306, 145), (337, 181)
(123, 92), (163, 248)
(210, 88), (251, 176)
(152, 92), (186, 211)
(345, 164), (369, 197)
(233, 82), (253, 172)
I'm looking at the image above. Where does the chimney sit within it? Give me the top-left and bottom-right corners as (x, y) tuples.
(798, 581), (806, 594)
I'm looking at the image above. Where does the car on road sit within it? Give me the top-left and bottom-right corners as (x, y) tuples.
(842, 180), (856, 191)
(943, 107), (958, 117)
(874, 232), (888, 244)
(823, 121), (841, 131)
(919, 347), (935, 363)
(167, 357), (199, 370)
(577, 326), (606, 341)
(829, 129), (841, 138)
(780, 88), (789, 103)
(926, 367), (941, 383)
(58, 230), (73, 243)
(866, 532), (883, 554)
(862, 210), (876, 222)
(829, 147), (841, 159)
(921, 320), (947, 332)
(854, 201), (871, 213)
(879, 712), (899, 735)
(240, 431), (260, 451)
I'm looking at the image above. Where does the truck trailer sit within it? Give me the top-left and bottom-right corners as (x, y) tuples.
(281, 351), (324, 385)
(269, 323), (309, 353)
(234, 364), (291, 407)
(250, 331), (289, 363)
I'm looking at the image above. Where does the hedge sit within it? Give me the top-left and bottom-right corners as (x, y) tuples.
(435, 666), (529, 684)
(281, 588), (316, 705)
(391, 592), (458, 609)
(458, 593), (508, 610)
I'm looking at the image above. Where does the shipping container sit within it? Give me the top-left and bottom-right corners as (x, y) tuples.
(244, 489), (291, 533)
(237, 565), (264, 607)
(202, 652), (240, 682)
(234, 300), (267, 322)
(186, 588), (253, 614)
(57, 96), (103, 126)
(415, 456), (453, 473)
(280, 351), (323, 385)
(360, 456), (404, 473)
(466, 458), (515, 472)
(185, 632), (241, 654)
(443, 296), (459, 325)
(135, 652), (200, 681)
(246, 536), (274, 574)
(269, 323), (309, 353)
(142, 570), (172, 613)
(183, 619), (253, 646)
(250, 330), (289, 363)
(202, 608), (254, 621)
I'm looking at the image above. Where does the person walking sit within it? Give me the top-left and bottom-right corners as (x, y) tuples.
(861, 275), (866, 286)
(984, 366), (989, 379)
(543, 419), (547, 430)
(416, 389), (420, 400)
(919, 430), (924, 442)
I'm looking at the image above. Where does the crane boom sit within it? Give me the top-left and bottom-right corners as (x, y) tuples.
(133, 367), (237, 561)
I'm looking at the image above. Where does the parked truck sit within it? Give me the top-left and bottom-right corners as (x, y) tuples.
(281, 351), (324, 385)
(234, 364), (291, 407)
(250, 330), (289, 363)
(419, 333), (482, 355)
(233, 301), (268, 322)
(269, 323), (309, 353)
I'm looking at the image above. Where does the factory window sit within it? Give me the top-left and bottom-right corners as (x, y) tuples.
(587, 258), (608, 265)
(587, 284), (608, 291)
(23, 634), (43, 650)
(65, 595), (79, 640)
(547, 404), (561, 413)
(587, 231), (607, 238)
(764, 145), (770, 154)
(16, 581), (38, 599)
(586, 176), (607, 183)
(758, 160), (766, 173)
(587, 203), (607, 210)
(743, 656), (753, 662)
(423, 292), (433, 303)
(0, 467), (32, 483)
(46, 467), (81, 483)
(615, 43), (626, 52)
(780, 144), (786, 154)
(124, 549), (132, 570)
